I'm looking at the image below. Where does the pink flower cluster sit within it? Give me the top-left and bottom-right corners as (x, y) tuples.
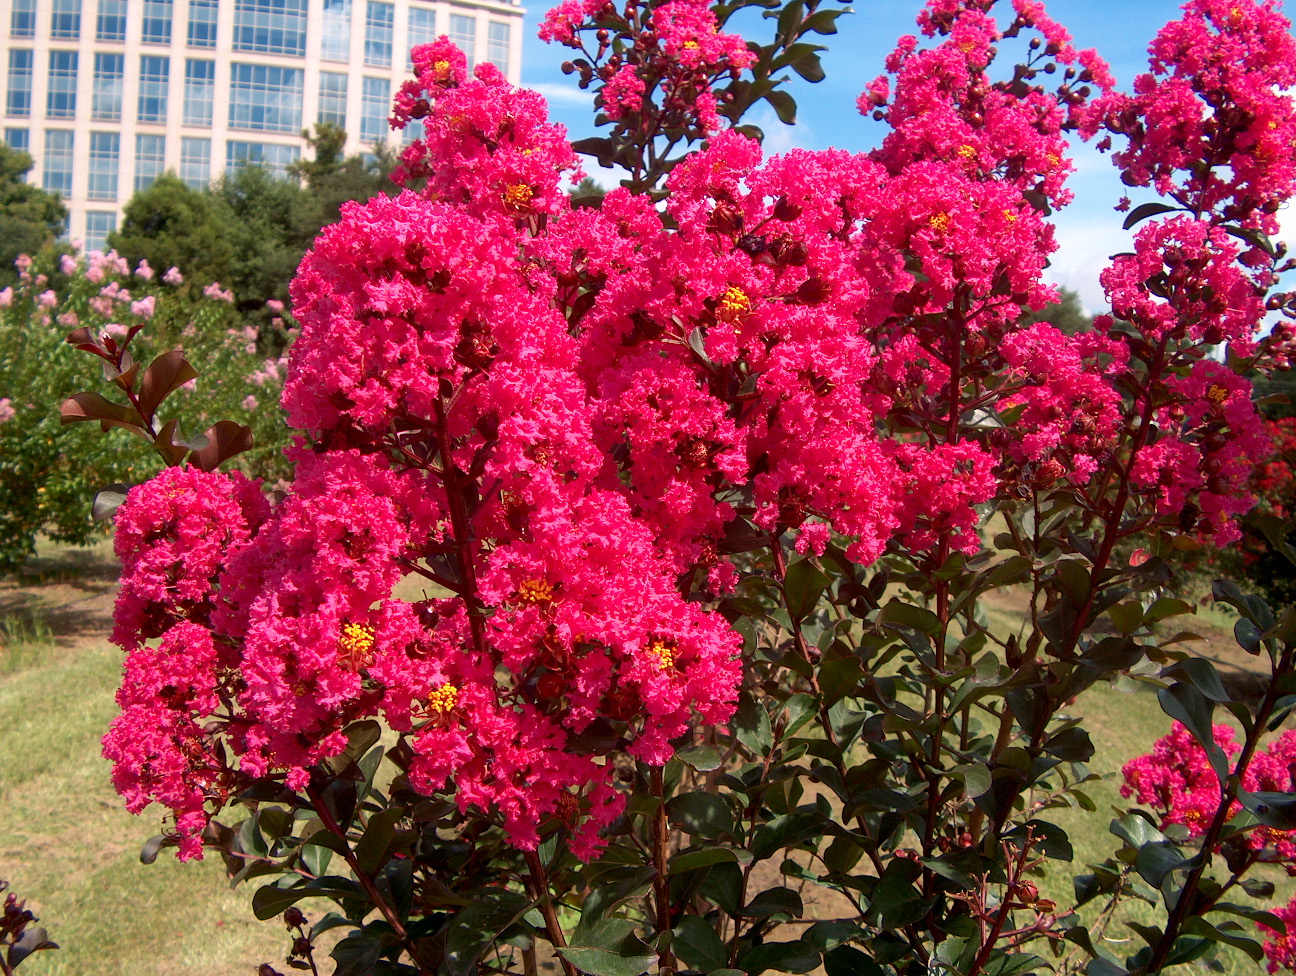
(1124, 724), (1296, 971)
(539, 0), (753, 132)
(104, 0), (1296, 866)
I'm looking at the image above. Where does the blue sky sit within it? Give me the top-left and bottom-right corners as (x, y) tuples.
(514, 0), (1289, 312)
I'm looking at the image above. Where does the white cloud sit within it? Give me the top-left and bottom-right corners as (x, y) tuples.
(1046, 216), (1128, 313)
(528, 82), (593, 106)
(748, 104), (810, 157)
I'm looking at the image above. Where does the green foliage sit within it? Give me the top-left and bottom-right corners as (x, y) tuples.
(0, 145), (66, 287)
(108, 174), (235, 291)
(0, 247), (292, 573)
(108, 127), (396, 324)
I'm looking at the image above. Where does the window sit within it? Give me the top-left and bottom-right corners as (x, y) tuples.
(180, 136), (210, 188)
(50, 0), (81, 39)
(43, 130), (74, 195)
(141, 0), (173, 43)
(92, 52), (124, 121)
(321, 0), (351, 61)
(403, 119), (424, 143)
(487, 21), (510, 73)
(85, 211), (117, 252)
(46, 52), (78, 118)
(233, 0), (307, 56)
(365, 2), (393, 67)
(10, 0), (36, 38)
(183, 58), (214, 124)
(188, 0), (218, 46)
(360, 76), (389, 144)
(407, 7), (435, 68)
(228, 63), (303, 132)
(317, 71), (347, 127)
(450, 15), (476, 67)
(97, 0), (127, 40)
(88, 131), (120, 200)
(4, 129), (29, 152)
(225, 140), (299, 176)
(6, 51), (32, 117)
(134, 134), (166, 191)
(138, 56), (169, 123)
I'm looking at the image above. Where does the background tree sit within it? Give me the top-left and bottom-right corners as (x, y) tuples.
(108, 174), (235, 288)
(0, 144), (66, 286)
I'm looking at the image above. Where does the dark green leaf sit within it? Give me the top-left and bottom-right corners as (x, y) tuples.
(824, 945), (883, 976)
(784, 558), (830, 621)
(1122, 202), (1181, 230)
(733, 694), (773, 754)
(743, 886), (803, 919)
(676, 745), (723, 772)
(557, 946), (654, 976)
(667, 792), (734, 840)
(673, 916), (728, 972)
(750, 811), (824, 861)
(332, 923), (400, 976)
(736, 940), (820, 975)
(444, 891), (533, 976)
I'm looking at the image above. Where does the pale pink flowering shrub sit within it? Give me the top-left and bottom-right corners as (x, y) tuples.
(0, 399), (13, 424)
(162, 266), (183, 285)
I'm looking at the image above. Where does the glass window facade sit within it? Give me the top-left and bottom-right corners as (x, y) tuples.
(233, 0), (308, 56)
(180, 136), (210, 188)
(226, 140), (299, 176)
(43, 130), (74, 195)
(4, 128), (29, 152)
(183, 58), (215, 125)
(92, 52), (124, 121)
(188, 0), (218, 46)
(450, 14), (476, 67)
(317, 71), (347, 127)
(47, 51), (79, 118)
(407, 6), (435, 68)
(138, 55), (169, 123)
(365, 2), (394, 67)
(85, 211), (117, 252)
(141, 0), (173, 44)
(320, 0), (351, 62)
(10, 0), (37, 39)
(134, 133), (166, 191)
(360, 75), (389, 144)
(487, 21), (510, 72)
(6, 50), (32, 117)
(97, 0), (127, 41)
(50, 0), (82, 40)
(228, 63), (303, 133)
(88, 131), (120, 200)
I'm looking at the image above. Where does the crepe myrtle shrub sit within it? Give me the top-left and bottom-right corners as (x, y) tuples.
(0, 246), (292, 573)
(61, 0), (1296, 973)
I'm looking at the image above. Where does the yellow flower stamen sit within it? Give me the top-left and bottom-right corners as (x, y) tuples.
(956, 144), (977, 160)
(338, 622), (376, 672)
(425, 683), (459, 713)
(929, 212), (951, 234)
(717, 286), (751, 322)
(518, 578), (554, 604)
(645, 637), (676, 670)
(1003, 209), (1018, 223)
(683, 39), (700, 50)
(1206, 383), (1229, 405)
(504, 183), (534, 208)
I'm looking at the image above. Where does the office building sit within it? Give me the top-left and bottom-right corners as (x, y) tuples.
(1, 0), (523, 249)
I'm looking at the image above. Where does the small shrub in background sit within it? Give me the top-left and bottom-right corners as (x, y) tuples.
(0, 247), (292, 573)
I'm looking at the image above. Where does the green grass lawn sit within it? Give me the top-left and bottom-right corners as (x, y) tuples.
(0, 635), (284, 976)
